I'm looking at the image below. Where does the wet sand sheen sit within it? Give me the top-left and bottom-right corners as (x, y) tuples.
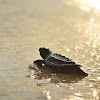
(0, 0), (100, 100)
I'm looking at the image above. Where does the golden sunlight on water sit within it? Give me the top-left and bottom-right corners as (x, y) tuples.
(0, 0), (100, 100)
(67, 0), (100, 15)
(81, 0), (100, 10)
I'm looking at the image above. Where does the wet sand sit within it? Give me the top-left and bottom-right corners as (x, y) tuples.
(0, 0), (100, 100)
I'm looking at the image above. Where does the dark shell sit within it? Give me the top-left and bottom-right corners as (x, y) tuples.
(44, 53), (76, 67)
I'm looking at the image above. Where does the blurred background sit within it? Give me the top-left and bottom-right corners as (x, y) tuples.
(0, 0), (100, 100)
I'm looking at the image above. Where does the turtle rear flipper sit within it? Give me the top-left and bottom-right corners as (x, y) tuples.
(47, 64), (88, 76)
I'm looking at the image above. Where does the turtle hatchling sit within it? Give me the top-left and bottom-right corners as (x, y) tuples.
(34, 47), (88, 75)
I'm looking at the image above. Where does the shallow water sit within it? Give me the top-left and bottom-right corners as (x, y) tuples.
(0, 0), (100, 100)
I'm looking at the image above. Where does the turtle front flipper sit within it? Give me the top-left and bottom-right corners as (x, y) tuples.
(34, 59), (45, 69)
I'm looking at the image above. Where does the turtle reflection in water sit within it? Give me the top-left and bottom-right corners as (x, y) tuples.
(29, 47), (88, 83)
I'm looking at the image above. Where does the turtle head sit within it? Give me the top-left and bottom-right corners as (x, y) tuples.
(39, 47), (52, 59)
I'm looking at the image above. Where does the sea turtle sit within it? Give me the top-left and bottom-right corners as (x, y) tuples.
(34, 47), (88, 75)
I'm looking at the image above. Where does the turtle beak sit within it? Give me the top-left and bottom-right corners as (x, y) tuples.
(39, 48), (42, 51)
(39, 47), (43, 52)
